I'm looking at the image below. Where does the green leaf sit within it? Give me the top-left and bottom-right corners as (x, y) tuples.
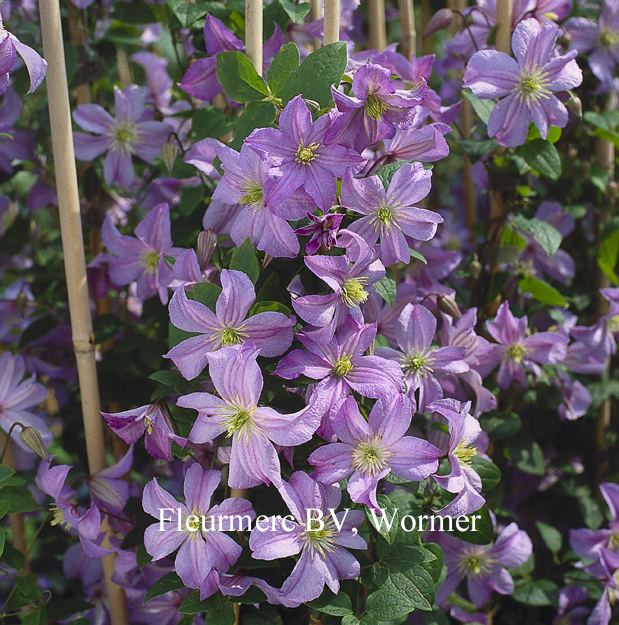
(230, 101), (277, 149)
(112, 1), (156, 24)
(366, 494), (400, 545)
(342, 616), (361, 625)
(470, 456), (501, 493)
(15, 573), (38, 597)
(242, 605), (282, 625)
(511, 215), (562, 257)
(307, 590), (353, 616)
(229, 239), (260, 284)
(1, 490), (40, 513)
(0, 527), (5, 558)
(410, 249), (428, 265)
(216, 51), (269, 103)
(178, 592), (235, 621)
(0, 465), (15, 484)
(458, 138), (498, 163)
(512, 580), (560, 607)
(179, 185), (204, 217)
(93, 314), (124, 344)
(144, 572), (185, 602)
(375, 276), (397, 307)
(507, 437), (546, 475)
(527, 124), (562, 144)
(164, 0), (212, 27)
(449, 505), (494, 545)
(45, 598), (96, 621)
(267, 43), (300, 96)
(149, 370), (185, 387)
(278, 0), (311, 22)
(19, 315), (58, 349)
(20, 604), (46, 625)
(2, 543), (25, 569)
(535, 521), (562, 554)
(479, 411), (521, 441)
(462, 89), (495, 124)
(598, 228), (619, 286)
(281, 42), (348, 109)
(422, 609), (451, 625)
(518, 139), (562, 180)
(248, 300), (291, 317)
(136, 545), (152, 567)
(228, 587), (267, 604)
(375, 161), (408, 190)
(191, 281), (222, 311)
(518, 277), (566, 307)
(191, 106), (237, 141)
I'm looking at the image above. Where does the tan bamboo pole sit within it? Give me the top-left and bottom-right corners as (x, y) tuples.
(420, 0), (431, 54)
(245, 0), (263, 72)
(398, 0), (416, 60)
(323, 0), (340, 44)
(37, 2), (129, 624)
(495, 0), (513, 55)
(310, 0), (322, 49)
(369, 0), (387, 51)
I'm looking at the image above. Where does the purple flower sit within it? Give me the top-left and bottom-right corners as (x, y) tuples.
(184, 137), (224, 180)
(165, 269), (295, 380)
(0, 17), (47, 95)
(292, 231), (385, 334)
(309, 394), (440, 508)
(383, 119), (451, 163)
(73, 85), (173, 188)
(245, 95), (366, 210)
(143, 464), (254, 599)
(552, 586), (590, 625)
(427, 521), (533, 607)
(554, 370), (592, 421)
(427, 399), (486, 517)
(376, 303), (469, 413)
(211, 144), (314, 258)
(583, 549), (619, 625)
(565, 1), (619, 93)
(295, 210), (344, 256)
(274, 318), (405, 439)
(88, 445), (133, 516)
(463, 19), (582, 147)
(341, 162), (443, 266)
(101, 203), (184, 304)
(0, 351), (51, 455)
(249, 471), (367, 607)
(102, 403), (186, 461)
(481, 301), (568, 389)
(326, 63), (427, 152)
(178, 342), (321, 488)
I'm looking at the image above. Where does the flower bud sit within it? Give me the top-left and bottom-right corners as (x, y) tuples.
(469, 257), (482, 280)
(423, 8), (454, 39)
(19, 426), (49, 462)
(304, 99), (321, 113)
(437, 294), (462, 319)
(197, 229), (217, 270)
(161, 140), (179, 175)
(567, 93), (582, 119)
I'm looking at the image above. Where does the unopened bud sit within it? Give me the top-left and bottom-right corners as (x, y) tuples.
(567, 93), (582, 119)
(161, 140), (179, 175)
(437, 294), (462, 319)
(19, 427), (49, 462)
(197, 229), (217, 270)
(423, 8), (454, 39)
(469, 257), (482, 280)
(15, 291), (29, 316)
(262, 253), (274, 269)
(304, 99), (321, 113)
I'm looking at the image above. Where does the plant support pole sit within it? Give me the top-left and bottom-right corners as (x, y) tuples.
(324, 0), (340, 45)
(37, 1), (129, 624)
(245, 0), (263, 72)
(398, 0), (416, 60)
(369, 0), (387, 51)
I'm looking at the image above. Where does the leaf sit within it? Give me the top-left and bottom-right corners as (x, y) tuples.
(281, 42), (348, 109)
(191, 107), (237, 142)
(267, 43), (300, 96)
(518, 277), (566, 307)
(458, 138), (498, 163)
(1, 490), (40, 513)
(507, 437), (546, 475)
(144, 572), (185, 603)
(248, 300), (291, 317)
(19, 315), (58, 348)
(511, 215), (562, 257)
(342, 616), (361, 625)
(366, 494), (400, 545)
(230, 101), (277, 148)
(229, 239), (260, 284)
(278, 0), (311, 22)
(242, 605), (282, 625)
(165, 0), (212, 27)
(0, 527), (4, 558)
(179, 185), (204, 217)
(45, 598), (96, 620)
(178, 592), (235, 622)
(479, 411), (521, 441)
(93, 314), (124, 344)
(518, 139), (562, 180)
(307, 590), (353, 616)
(535, 521), (562, 554)
(191, 281), (222, 311)
(149, 370), (186, 387)
(449, 505), (494, 545)
(111, 1), (156, 24)
(410, 249), (428, 265)
(0, 465), (15, 484)
(598, 228), (619, 286)
(470, 456), (501, 493)
(375, 276), (397, 307)
(462, 89), (495, 124)
(512, 580), (560, 607)
(216, 51), (269, 103)
(375, 161), (408, 190)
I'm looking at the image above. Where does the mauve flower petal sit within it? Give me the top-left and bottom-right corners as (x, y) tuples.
(114, 84), (146, 123)
(258, 214), (300, 258)
(256, 404), (320, 447)
(169, 285), (219, 333)
(134, 121), (173, 164)
(180, 57), (222, 101)
(279, 95), (314, 145)
(522, 331), (568, 363)
(341, 168), (384, 215)
(397, 207), (443, 242)
(464, 50), (520, 98)
(74, 104), (115, 134)
(346, 355), (405, 397)
(0, 37), (16, 75)
(183, 464), (219, 513)
(308, 443), (355, 484)
(489, 522), (533, 568)
(175, 538), (213, 590)
(243, 312), (294, 357)
(143, 477), (188, 522)
(208, 342), (263, 405)
(216, 269), (256, 327)
(292, 292), (339, 327)
(203, 15), (244, 56)
(136, 203), (174, 251)
(368, 394), (412, 444)
(73, 133), (110, 161)
(529, 96), (568, 139)
(543, 51), (582, 91)
(389, 437), (440, 480)
(487, 92), (530, 148)
(388, 162), (433, 206)
(103, 149), (135, 188)
(274, 349), (332, 380)
(279, 549), (327, 605)
(12, 38), (47, 94)
(467, 571), (496, 608)
(347, 469), (386, 508)
(203, 530), (243, 572)
(564, 17), (598, 54)
(332, 396), (373, 442)
(249, 516), (303, 559)
(229, 434), (281, 488)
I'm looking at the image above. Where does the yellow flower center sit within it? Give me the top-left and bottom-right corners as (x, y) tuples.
(140, 250), (160, 273)
(515, 66), (552, 105)
(333, 355), (353, 377)
(454, 442), (478, 466)
(50, 505), (71, 530)
(609, 530), (619, 551)
(600, 29), (619, 49)
(351, 435), (393, 476)
(506, 343), (528, 363)
(341, 277), (369, 307)
(365, 94), (389, 120)
(239, 178), (264, 210)
(607, 314), (619, 334)
(110, 120), (141, 155)
(295, 140), (320, 164)
(400, 349), (434, 377)
(217, 397), (264, 444)
(302, 517), (337, 559)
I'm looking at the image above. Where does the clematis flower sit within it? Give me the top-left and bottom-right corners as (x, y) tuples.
(580, 549), (619, 625)
(178, 342), (322, 489)
(274, 318), (405, 439)
(165, 269), (295, 380)
(375, 303), (469, 413)
(427, 521), (533, 607)
(552, 586), (590, 625)
(382, 119), (452, 163)
(463, 19), (583, 147)
(480, 301), (569, 389)
(292, 231), (385, 335)
(0, 16), (47, 95)
(295, 209), (344, 256)
(143, 464), (254, 599)
(325, 63), (427, 153)
(340, 162), (443, 266)
(73, 85), (173, 188)
(309, 394), (440, 508)
(102, 403), (186, 461)
(245, 95), (366, 210)
(101, 203), (184, 304)
(88, 445), (133, 516)
(249, 471), (367, 607)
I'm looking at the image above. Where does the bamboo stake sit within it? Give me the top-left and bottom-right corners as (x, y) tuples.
(420, 0), (431, 54)
(245, 0), (263, 72)
(398, 0), (416, 60)
(369, 0), (387, 51)
(310, 0), (322, 49)
(495, 0), (513, 55)
(323, 0), (340, 44)
(37, 1), (129, 624)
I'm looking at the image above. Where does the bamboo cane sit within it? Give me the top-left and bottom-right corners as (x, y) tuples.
(323, 0), (340, 44)
(245, 0), (263, 72)
(310, 0), (322, 49)
(37, 1), (129, 624)
(398, 0), (416, 60)
(369, 0), (387, 51)
(495, 0), (513, 55)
